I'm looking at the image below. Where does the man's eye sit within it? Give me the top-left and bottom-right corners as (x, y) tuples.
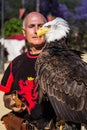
(28, 25), (34, 28)
(39, 24), (43, 28)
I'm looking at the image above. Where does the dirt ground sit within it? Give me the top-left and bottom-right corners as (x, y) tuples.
(0, 64), (11, 130)
(0, 92), (11, 130)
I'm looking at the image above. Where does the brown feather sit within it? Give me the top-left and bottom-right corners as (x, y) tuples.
(35, 39), (87, 124)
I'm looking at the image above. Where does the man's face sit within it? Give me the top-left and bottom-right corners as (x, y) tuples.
(22, 14), (46, 48)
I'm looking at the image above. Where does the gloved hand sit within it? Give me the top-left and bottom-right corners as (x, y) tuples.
(3, 91), (26, 113)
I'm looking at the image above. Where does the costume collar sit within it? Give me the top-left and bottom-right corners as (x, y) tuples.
(26, 51), (39, 58)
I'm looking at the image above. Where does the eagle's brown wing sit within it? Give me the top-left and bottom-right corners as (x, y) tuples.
(35, 50), (87, 123)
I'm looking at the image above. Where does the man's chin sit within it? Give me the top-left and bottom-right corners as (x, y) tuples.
(33, 42), (45, 48)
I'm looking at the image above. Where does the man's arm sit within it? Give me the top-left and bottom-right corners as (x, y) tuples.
(3, 93), (14, 109)
(3, 92), (26, 112)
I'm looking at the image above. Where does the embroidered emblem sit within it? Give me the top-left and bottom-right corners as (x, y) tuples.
(18, 77), (38, 111)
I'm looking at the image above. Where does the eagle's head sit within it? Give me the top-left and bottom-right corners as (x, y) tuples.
(37, 17), (70, 43)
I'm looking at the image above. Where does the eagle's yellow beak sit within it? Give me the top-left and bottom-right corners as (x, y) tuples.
(37, 27), (50, 37)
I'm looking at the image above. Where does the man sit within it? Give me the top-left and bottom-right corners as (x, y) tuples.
(1, 12), (56, 130)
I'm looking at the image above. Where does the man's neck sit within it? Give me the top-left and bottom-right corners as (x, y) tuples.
(29, 47), (43, 55)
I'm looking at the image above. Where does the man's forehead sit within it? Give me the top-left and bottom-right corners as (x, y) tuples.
(27, 17), (45, 24)
(25, 14), (46, 24)
(26, 21), (44, 26)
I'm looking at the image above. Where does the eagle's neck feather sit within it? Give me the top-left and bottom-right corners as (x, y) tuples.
(43, 38), (69, 56)
(44, 38), (68, 50)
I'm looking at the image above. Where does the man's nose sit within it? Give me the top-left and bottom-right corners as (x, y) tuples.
(35, 26), (39, 33)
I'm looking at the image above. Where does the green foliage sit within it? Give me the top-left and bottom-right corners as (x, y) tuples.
(4, 18), (23, 38)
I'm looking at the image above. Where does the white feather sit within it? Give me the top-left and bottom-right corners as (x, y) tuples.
(43, 17), (70, 43)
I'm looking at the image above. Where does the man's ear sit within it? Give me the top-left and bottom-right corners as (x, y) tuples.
(22, 28), (26, 37)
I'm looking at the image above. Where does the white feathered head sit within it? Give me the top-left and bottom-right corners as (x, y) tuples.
(37, 17), (70, 43)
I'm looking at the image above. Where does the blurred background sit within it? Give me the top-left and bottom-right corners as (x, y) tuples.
(0, 0), (87, 72)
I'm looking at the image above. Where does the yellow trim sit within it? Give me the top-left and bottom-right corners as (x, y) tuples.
(27, 77), (34, 80)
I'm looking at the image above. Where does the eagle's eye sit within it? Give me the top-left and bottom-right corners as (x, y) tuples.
(47, 25), (51, 28)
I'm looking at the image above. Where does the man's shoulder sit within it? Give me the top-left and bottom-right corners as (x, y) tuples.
(12, 52), (26, 63)
(11, 52), (27, 70)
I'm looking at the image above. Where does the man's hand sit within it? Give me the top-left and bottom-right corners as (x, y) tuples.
(3, 91), (26, 113)
(12, 91), (26, 112)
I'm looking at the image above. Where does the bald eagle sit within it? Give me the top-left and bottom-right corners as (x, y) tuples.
(35, 17), (87, 125)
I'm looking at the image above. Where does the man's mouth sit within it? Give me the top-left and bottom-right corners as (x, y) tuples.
(33, 36), (41, 39)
